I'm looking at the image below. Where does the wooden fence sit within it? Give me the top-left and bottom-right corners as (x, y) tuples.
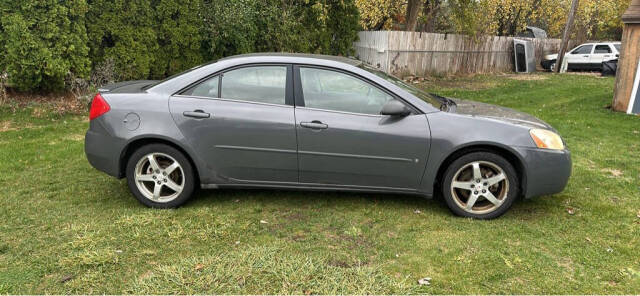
(353, 31), (578, 76)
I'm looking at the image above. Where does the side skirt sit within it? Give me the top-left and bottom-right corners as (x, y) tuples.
(201, 181), (431, 198)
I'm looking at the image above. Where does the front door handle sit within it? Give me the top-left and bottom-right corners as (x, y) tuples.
(300, 121), (328, 130)
(583, 55), (590, 58)
(183, 110), (210, 119)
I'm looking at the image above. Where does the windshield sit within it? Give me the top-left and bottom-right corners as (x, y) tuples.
(359, 65), (446, 109)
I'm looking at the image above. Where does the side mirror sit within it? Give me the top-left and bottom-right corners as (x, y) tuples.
(380, 100), (411, 116)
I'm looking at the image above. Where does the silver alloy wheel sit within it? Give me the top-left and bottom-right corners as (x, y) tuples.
(450, 160), (509, 215)
(134, 152), (185, 203)
(550, 62), (556, 72)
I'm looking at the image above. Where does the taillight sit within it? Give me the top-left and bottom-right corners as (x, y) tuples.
(89, 93), (110, 120)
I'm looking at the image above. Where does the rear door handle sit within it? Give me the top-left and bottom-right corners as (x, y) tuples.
(583, 55), (590, 57)
(300, 121), (328, 130)
(183, 110), (210, 119)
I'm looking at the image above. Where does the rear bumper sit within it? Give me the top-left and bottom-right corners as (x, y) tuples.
(516, 147), (572, 198)
(85, 121), (125, 178)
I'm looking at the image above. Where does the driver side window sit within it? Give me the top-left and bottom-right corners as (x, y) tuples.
(572, 45), (593, 54)
(299, 67), (395, 115)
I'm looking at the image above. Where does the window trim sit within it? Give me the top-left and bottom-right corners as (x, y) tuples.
(171, 94), (294, 109)
(174, 63), (294, 106)
(292, 64), (420, 116)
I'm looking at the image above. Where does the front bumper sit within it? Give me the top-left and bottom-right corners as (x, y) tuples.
(515, 147), (572, 198)
(540, 60), (554, 70)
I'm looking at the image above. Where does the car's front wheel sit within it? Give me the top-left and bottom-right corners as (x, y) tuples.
(126, 144), (195, 208)
(441, 152), (519, 219)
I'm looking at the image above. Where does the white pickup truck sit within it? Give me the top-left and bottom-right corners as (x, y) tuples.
(541, 42), (621, 72)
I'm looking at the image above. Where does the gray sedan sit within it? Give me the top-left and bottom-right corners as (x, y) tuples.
(85, 53), (571, 219)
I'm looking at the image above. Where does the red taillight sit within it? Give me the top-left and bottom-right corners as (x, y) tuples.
(89, 93), (110, 120)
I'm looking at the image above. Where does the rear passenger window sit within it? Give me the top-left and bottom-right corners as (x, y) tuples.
(182, 76), (219, 98)
(221, 66), (287, 105)
(594, 45), (612, 54)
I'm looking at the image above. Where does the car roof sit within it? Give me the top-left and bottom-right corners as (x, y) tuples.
(219, 52), (363, 67)
(581, 41), (621, 45)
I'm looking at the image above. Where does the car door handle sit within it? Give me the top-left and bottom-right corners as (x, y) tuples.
(583, 55), (590, 57)
(300, 121), (328, 130)
(183, 110), (210, 119)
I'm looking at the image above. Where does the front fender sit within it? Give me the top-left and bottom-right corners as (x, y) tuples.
(419, 112), (536, 196)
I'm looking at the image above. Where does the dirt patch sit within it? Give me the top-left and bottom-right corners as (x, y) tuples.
(0, 121), (15, 132)
(601, 168), (623, 177)
(281, 211), (307, 222)
(327, 258), (369, 268)
(64, 133), (85, 141)
(505, 74), (548, 81)
(563, 71), (603, 77)
(412, 75), (502, 91)
(3, 89), (89, 116)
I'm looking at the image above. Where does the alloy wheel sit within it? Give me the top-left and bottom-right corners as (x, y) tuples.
(134, 152), (185, 203)
(450, 160), (509, 215)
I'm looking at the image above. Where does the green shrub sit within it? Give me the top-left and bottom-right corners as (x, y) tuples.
(151, 0), (206, 78)
(0, 0), (359, 91)
(325, 0), (360, 56)
(203, 0), (360, 59)
(86, 0), (158, 81)
(0, 0), (91, 91)
(202, 0), (260, 60)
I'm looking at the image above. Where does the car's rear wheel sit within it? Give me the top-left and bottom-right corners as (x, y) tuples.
(441, 152), (519, 219)
(550, 61), (556, 72)
(126, 144), (195, 208)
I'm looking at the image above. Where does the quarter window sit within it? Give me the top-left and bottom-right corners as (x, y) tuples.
(221, 66), (287, 105)
(182, 76), (219, 98)
(572, 45), (593, 54)
(594, 45), (612, 54)
(299, 67), (395, 115)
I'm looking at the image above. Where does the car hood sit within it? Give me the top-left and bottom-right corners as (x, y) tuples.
(448, 98), (553, 130)
(544, 53), (558, 60)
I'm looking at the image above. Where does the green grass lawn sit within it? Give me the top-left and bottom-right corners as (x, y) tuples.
(1, 73), (639, 294)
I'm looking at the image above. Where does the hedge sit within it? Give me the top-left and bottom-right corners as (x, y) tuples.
(1, 0), (91, 91)
(0, 0), (360, 91)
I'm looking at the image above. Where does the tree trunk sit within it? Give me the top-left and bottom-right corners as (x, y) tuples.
(556, 0), (580, 73)
(421, 0), (441, 32)
(405, 0), (423, 31)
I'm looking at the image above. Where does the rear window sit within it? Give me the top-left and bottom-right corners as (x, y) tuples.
(221, 66), (287, 105)
(594, 45), (612, 54)
(614, 44), (621, 52)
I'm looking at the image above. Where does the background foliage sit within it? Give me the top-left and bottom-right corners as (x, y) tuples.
(0, 0), (632, 92)
(0, 0), (91, 91)
(0, 0), (360, 91)
(354, 0), (630, 41)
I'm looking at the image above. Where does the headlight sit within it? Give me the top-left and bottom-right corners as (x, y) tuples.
(529, 129), (564, 150)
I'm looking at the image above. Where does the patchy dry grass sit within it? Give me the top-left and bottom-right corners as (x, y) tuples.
(1, 73), (639, 294)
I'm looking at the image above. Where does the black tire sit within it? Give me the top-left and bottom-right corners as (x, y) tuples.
(126, 144), (196, 208)
(441, 152), (519, 219)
